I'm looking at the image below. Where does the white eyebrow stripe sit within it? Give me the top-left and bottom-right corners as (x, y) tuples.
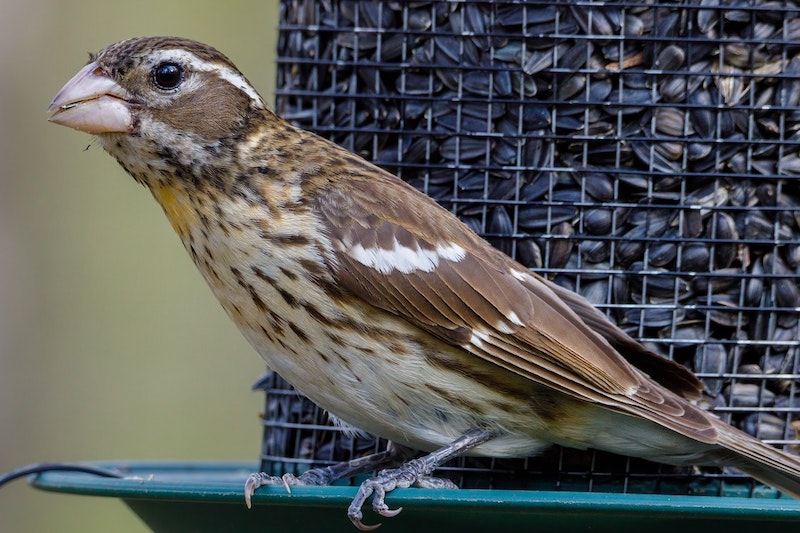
(151, 49), (265, 108)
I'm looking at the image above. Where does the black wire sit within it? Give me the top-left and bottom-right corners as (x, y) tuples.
(0, 463), (123, 489)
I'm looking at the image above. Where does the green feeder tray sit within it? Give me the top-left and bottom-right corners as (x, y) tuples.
(31, 460), (800, 532)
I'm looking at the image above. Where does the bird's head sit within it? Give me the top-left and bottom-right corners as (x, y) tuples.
(48, 36), (268, 186)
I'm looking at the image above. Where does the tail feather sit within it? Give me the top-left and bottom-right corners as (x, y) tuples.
(733, 457), (800, 499)
(712, 418), (800, 498)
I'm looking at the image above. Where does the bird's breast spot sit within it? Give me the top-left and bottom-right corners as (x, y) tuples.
(151, 184), (200, 238)
(347, 239), (465, 274)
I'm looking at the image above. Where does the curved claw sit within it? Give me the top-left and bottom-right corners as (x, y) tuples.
(377, 506), (403, 518)
(350, 516), (382, 531)
(244, 473), (266, 509)
(280, 473), (297, 493)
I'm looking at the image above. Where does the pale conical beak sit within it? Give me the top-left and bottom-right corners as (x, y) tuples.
(48, 61), (134, 134)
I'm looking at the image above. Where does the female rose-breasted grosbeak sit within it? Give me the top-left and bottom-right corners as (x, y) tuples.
(49, 37), (800, 529)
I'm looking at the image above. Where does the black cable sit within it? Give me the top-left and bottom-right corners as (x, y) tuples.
(0, 463), (123, 489)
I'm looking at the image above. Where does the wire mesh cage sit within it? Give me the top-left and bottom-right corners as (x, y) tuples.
(258, 0), (800, 497)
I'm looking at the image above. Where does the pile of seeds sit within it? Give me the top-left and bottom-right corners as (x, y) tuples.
(264, 0), (800, 493)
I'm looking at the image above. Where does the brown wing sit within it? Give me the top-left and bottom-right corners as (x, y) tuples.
(528, 272), (704, 400)
(311, 163), (716, 443)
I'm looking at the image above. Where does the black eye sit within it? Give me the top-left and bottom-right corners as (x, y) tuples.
(153, 62), (183, 90)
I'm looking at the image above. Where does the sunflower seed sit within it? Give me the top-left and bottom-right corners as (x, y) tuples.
(518, 205), (578, 230)
(679, 242), (711, 271)
(726, 383), (776, 408)
(488, 206), (514, 256)
(439, 137), (490, 160)
(742, 413), (787, 440)
(580, 238), (611, 263)
(709, 212), (739, 268)
(583, 208), (613, 235)
(579, 279), (610, 307)
(516, 238), (542, 269)
(648, 238), (678, 267)
(654, 45), (686, 71)
(694, 343), (729, 395)
(547, 221), (575, 268)
(654, 107), (690, 137)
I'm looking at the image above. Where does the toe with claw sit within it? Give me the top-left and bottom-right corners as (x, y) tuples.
(244, 472), (304, 507)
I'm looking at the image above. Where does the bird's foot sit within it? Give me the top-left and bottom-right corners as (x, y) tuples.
(244, 428), (495, 530)
(347, 428), (495, 530)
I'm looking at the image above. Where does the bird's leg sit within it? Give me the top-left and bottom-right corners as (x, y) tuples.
(348, 428), (496, 531)
(244, 445), (403, 508)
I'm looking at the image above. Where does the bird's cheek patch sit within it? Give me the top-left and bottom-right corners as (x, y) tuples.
(158, 77), (251, 141)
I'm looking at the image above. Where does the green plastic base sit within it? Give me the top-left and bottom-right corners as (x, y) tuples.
(31, 461), (800, 532)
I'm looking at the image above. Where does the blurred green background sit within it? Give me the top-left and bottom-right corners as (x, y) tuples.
(0, 1), (281, 531)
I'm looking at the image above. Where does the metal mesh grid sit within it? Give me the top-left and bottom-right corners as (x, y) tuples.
(261, 0), (800, 496)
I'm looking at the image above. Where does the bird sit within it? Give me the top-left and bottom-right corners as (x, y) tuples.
(48, 36), (800, 529)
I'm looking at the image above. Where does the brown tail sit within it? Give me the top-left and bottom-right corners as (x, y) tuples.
(712, 418), (800, 498)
